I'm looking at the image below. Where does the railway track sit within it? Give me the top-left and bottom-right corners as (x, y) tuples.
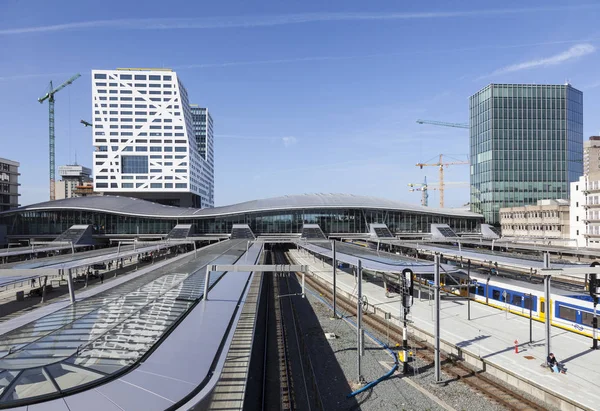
(284, 250), (548, 411)
(274, 249), (324, 411)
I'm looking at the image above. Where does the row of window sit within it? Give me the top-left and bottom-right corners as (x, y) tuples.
(96, 182), (188, 189)
(96, 96), (179, 104)
(94, 73), (172, 81)
(96, 82), (172, 88)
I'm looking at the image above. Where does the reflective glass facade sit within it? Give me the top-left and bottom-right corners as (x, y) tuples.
(470, 84), (583, 224)
(0, 208), (482, 237)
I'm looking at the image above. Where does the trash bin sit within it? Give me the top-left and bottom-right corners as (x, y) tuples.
(16, 291), (24, 302)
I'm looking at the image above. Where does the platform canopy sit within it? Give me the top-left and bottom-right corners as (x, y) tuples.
(299, 243), (459, 275)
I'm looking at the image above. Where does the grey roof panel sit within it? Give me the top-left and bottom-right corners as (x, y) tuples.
(63, 389), (125, 411)
(2, 193), (482, 219)
(26, 398), (70, 411)
(94, 379), (174, 411)
(120, 369), (196, 403)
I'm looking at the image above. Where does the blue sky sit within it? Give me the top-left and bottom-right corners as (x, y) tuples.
(1, 0), (600, 208)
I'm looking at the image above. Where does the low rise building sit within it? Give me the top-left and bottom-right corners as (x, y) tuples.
(55, 165), (92, 200)
(0, 157), (20, 212)
(499, 199), (571, 245)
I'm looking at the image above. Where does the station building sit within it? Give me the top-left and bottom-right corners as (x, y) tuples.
(0, 193), (483, 239)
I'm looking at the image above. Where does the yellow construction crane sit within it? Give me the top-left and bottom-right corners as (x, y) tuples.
(38, 74), (81, 201)
(415, 154), (469, 208)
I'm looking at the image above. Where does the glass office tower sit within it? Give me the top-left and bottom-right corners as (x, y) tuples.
(469, 84), (583, 224)
(190, 106), (214, 207)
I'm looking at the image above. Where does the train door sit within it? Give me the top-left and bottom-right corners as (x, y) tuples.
(539, 296), (546, 321)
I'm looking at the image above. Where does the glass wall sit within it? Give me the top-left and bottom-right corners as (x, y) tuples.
(0, 208), (482, 237)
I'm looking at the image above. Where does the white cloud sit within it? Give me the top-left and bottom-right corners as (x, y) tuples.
(282, 136), (298, 147)
(1, 6), (598, 35)
(482, 43), (596, 78)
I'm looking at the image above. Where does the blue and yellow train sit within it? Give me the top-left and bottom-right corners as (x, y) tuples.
(466, 275), (599, 339)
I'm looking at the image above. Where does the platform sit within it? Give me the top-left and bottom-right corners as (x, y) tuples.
(288, 249), (600, 411)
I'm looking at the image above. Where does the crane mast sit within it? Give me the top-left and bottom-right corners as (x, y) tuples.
(38, 73), (81, 201)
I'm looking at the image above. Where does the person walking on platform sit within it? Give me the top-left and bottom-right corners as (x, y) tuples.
(547, 353), (566, 374)
(100, 272), (104, 284)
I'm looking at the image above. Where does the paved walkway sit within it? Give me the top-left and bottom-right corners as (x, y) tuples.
(289, 249), (600, 411)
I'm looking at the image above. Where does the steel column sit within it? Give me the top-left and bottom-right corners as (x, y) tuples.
(434, 253), (441, 383)
(332, 240), (338, 318)
(543, 252), (551, 359)
(357, 259), (364, 383)
(67, 269), (75, 303)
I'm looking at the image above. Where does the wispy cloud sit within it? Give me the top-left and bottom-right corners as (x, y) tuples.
(217, 134), (298, 147)
(1, 6), (599, 35)
(0, 72), (73, 82)
(480, 43), (596, 78)
(281, 136), (298, 147)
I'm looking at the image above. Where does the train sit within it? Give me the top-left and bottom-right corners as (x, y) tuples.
(467, 275), (598, 339)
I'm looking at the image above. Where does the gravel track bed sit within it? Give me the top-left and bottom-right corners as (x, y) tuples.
(297, 279), (526, 411)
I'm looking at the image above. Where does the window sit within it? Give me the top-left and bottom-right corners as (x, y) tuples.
(164, 147), (173, 152)
(150, 147), (162, 152)
(96, 183), (108, 188)
(149, 75), (161, 81)
(94, 73), (107, 79)
(175, 147), (187, 152)
(134, 74), (147, 80)
(121, 156), (148, 174)
(150, 169), (161, 173)
(512, 295), (522, 306)
(175, 183), (187, 189)
(150, 183), (162, 189)
(165, 183), (173, 188)
(492, 290), (500, 300)
(135, 147), (147, 152)
(120, 74), (132, 80)
(558, 305), (577, 322)
(163, 75), (172, 81)
(582, 311), (596, 327)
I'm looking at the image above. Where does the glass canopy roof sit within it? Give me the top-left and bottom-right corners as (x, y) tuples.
(0, 248), (240, 407)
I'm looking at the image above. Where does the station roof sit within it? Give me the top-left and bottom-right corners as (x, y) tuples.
(1, 193), (483, 219)
(0, 240), (255, 408)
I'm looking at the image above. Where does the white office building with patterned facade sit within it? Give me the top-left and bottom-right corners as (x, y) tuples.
(91, 68), (213, 208)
